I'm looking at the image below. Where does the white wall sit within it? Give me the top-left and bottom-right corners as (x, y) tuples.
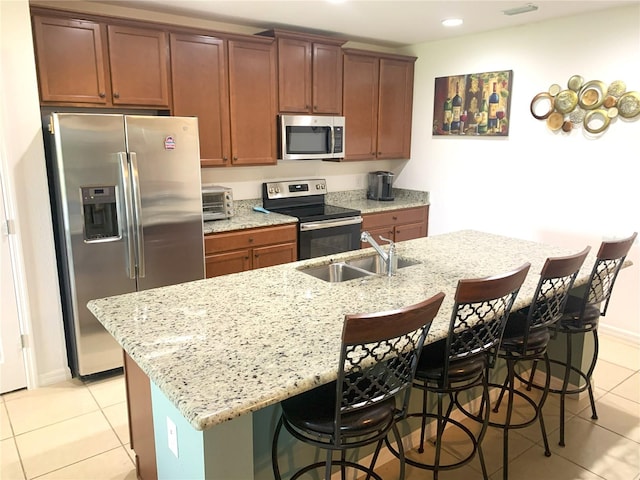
(0, 0), (70, 386)
(398, 5), (640, 341)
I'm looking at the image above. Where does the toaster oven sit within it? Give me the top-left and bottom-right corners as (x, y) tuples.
(202, 185), (233, 221)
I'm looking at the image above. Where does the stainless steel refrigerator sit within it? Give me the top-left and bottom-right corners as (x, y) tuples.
(45, 113), (205, 377)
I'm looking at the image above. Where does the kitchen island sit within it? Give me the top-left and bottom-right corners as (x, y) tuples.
(87, 230), (607, 479)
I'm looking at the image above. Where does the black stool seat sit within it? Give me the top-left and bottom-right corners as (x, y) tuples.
(415, 339), (487, 384)
(501, 311), (551, 353)
(558, 296), (601, 331)
(281, 381), (396, 436)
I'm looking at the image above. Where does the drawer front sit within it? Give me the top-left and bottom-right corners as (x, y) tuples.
(205, 224), (297, 254)
(362, 206), (427, 229)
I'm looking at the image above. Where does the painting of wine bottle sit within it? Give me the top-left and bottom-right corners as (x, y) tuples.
(433, 70), (512, 137)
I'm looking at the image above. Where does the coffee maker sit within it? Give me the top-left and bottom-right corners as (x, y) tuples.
(367, 171), (395, 201)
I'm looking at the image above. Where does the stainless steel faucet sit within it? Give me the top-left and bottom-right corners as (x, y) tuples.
(360, 231), (397, 276)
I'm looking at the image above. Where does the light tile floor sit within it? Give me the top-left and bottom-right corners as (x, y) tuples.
(1, 334), (638, 479)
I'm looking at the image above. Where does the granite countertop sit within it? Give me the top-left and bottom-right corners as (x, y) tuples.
(87, 230), (601, 432)
(203, 188), (430, 234)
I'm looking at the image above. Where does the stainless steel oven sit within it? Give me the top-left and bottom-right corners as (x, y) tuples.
(262, 179), (362, 260)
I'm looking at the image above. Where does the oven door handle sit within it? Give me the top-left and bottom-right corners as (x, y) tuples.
(299, 216), (363, 231)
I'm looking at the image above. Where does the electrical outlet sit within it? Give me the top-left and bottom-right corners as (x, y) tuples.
(167, 417), (179, 458)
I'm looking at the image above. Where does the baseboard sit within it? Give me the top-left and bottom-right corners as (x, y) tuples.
(37, 366), (71, 387)
(598, 324), (640, 346)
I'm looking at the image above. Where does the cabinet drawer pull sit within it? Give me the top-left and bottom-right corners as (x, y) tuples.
(248, 238), (254, 243)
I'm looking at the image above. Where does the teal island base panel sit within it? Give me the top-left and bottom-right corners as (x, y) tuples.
(150, 382), (391, 480)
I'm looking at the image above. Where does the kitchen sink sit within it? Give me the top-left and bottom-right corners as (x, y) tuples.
(346, 255), (420, 274)
(299, 254), (420, 283)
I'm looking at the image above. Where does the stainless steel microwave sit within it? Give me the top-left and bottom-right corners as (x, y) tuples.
(279, 115), (345, 161)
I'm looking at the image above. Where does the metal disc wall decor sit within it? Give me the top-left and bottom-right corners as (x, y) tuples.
(531, 76), (639, 136)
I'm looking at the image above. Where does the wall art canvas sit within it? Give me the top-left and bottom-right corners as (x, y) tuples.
(433, 70), (513, 137)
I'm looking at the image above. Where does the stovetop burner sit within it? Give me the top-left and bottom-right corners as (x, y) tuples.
(262, 179), (361, 222)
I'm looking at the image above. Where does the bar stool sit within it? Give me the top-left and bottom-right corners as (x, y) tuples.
(526, 232), (637, 447)
(271, 292), (445, 480)
(483, 247), (590, 480)
(390, 263), (530, 479)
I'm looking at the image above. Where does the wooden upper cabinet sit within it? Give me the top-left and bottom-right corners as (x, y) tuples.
(377, 58), (415, 159)
(227, 38), (277, 166)
(107, 25), (170, 107)
(312, 42), (343, 114)
(342, 52), (379, 161)
(276, 37), (311, 113)
(170, 33), (230, 166)
(33, 16), (109, 105)
(343, 49), (416, 161)
(32, 13), (170, 108)
(267, 30), (345, 114)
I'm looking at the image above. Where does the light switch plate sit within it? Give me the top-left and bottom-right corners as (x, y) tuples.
(167, 417), (179, 458)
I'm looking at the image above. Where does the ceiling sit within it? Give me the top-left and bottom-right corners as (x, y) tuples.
(108, 0), (636, 47)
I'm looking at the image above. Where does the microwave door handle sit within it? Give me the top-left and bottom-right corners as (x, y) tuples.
(118, 152), (136, 279)
(330, 126), (335, 154)
(129, 152), (145, 278)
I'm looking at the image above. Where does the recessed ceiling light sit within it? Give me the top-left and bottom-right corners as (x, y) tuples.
(441, 18), (463, 27)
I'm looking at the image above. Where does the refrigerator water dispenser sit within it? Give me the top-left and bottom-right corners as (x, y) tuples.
(81, 186), (119, 241)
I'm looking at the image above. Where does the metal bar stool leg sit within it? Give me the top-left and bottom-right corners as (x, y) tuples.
(418, 386), (428, 453)
(586, 330), (599, 420)
(502, 359), (516, 480)
(477, 373), (490, 480)
(559, 331), (573, 447)
(526, 359), (539, 391)
(539, 353), (552, 457)
(433, 392), (445, 480)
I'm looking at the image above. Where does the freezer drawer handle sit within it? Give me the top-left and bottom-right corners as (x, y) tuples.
(130, 152), (145, 278)
(118, 152), (136, 279)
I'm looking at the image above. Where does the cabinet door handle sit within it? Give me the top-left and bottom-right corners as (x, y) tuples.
(99, 92), (106, 98)
(233, 156), (238, 161)
(113, 92), (120, 99)
(222, 156), (228, 161)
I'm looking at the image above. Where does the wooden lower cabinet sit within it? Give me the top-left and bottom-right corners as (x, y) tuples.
(123, 352), (157, 480)
(361, 206), (429, 247)
(205, 224), (297, 278)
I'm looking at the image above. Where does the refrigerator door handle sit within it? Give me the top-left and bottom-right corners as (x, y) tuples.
(129, 152), (145, 278)
(118, 152), (136, 279)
